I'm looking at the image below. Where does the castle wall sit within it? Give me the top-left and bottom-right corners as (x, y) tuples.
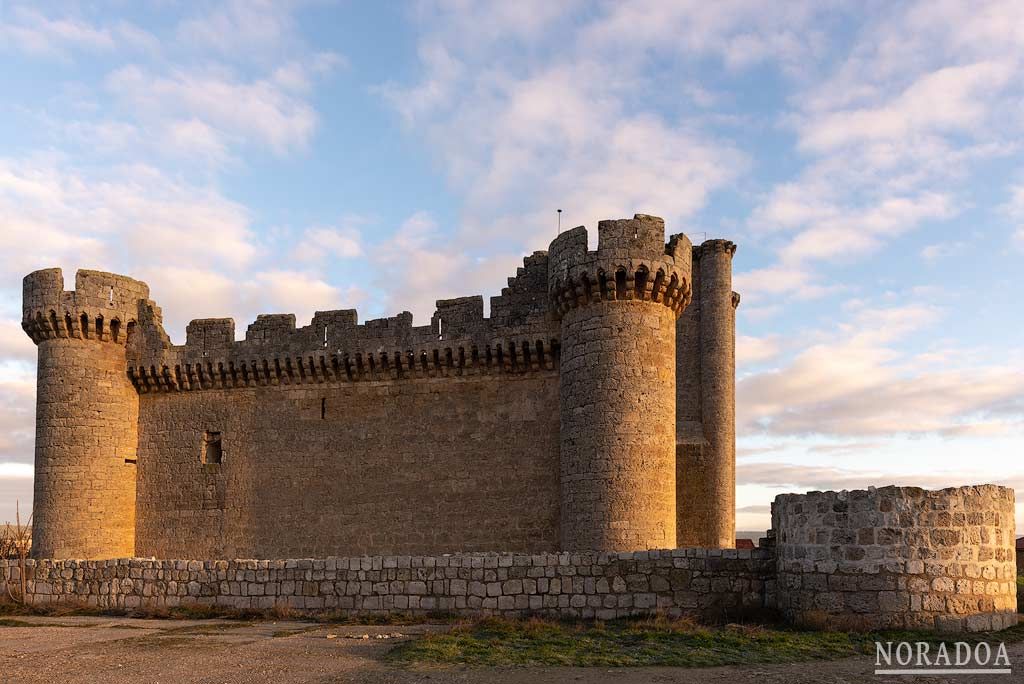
(774, 485), (1018, 632)
(2, 548), (773, 623)
(136, 373), (561, 558)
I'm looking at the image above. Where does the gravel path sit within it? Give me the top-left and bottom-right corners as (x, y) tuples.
(2, 616), (1022, 683)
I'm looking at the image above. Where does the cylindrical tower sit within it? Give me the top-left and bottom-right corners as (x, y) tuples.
(23, 268), (148, 559)
(675, 248), (705, 546)
(676, 240), (738, 548)
(549, 215), (692, 551)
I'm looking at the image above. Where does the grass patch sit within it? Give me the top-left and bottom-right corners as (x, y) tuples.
(386, 616), (1024, 668)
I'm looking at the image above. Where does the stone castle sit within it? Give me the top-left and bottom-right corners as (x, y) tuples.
(23, 215), (739, 561)
(15, 213), (1018, 633)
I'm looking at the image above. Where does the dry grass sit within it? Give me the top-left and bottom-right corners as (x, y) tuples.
(386, 614), (1024, 668)
(1, 502), (31, 605)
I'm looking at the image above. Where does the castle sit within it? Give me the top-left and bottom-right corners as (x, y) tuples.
(15, 214), (1019, 633)
(22, 215), (739, 560)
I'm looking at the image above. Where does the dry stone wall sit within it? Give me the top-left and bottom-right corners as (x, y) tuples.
(773, 485), (1018, 633)
(0, 549), (773, 622)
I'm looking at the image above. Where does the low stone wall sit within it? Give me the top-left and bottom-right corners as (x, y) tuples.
(773, 485), (1017, 632)
(0, 548), (773, 622)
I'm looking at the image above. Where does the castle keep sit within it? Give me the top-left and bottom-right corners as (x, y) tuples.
(22, 215), (738, 561)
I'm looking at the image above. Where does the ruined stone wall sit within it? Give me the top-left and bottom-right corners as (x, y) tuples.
(135, 373), (562, 558)
(0, 548), (773, 623)
(773, 485), (1018, 633)
(548, 216), (692, 551)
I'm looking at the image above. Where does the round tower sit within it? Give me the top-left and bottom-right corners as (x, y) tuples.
(676, 240), (738, 548)
(22, 268), (149, 559)
(548, 215), (692, 551)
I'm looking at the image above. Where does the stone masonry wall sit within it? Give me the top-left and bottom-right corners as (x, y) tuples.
(774, 485), (1017, 633)
(0, 549), (773, 623)
(135, 372), (562, 559)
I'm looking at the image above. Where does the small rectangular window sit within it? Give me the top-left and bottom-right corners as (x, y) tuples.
(202, 431), (223, 464)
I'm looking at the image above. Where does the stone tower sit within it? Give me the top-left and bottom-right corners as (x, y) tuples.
(676, 240), (739, 548)
(549, 215), (693, 551)
(22, 268), (148, 559)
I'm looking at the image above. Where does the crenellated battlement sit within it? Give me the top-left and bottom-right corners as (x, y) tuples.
(693, 239), (737, 259)
(547, 215), (693, 318)
(22, 268), (151, 346)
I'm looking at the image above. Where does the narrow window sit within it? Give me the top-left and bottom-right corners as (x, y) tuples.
(323, 324), (328, 348)
(634, 268), (649, 300)
(108, 286), (114, 304)
(437, 317), (443, 341)
(201, 431), (223, 464)
(320, 397), (326, 420)
(615, 269), (627, 300)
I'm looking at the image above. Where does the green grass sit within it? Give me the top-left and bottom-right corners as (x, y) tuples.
(386, 616), (1024, 668)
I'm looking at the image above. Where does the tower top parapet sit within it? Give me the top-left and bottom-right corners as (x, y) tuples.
(693, 239), (737, 259)
(22, 268), (150, 345)
(547, 214), (693, 318)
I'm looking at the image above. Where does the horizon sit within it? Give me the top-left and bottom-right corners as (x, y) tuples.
(1, 1), (1023, 533)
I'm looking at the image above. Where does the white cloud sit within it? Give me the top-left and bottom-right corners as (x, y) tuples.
(176, 0), (296, 58)
(738, 301), (1024, 438)
(299, 225), (364, 260)
(800, 61), (1015, 153)
(106, 64), (321, 156)
(1003, 184), (1024, 249)
(921, 241), (966, 261)
(0, 158), (257, 280)
(379, 2), (760, 259)
(737, 335), (780, 368)
(738, 461), (1024, 494)
(0, 155), (372, 342)
(0, 6), (157, 58)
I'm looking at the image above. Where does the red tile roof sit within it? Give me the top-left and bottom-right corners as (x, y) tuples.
(735, 538), (756, 550)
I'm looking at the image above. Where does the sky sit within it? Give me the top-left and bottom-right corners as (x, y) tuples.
(1, 0), (1023, 533)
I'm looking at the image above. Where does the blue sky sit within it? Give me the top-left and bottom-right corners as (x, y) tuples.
(1, 1), (1022, 532)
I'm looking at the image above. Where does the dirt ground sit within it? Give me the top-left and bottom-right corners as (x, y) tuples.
(1, 616), (1022, 683)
